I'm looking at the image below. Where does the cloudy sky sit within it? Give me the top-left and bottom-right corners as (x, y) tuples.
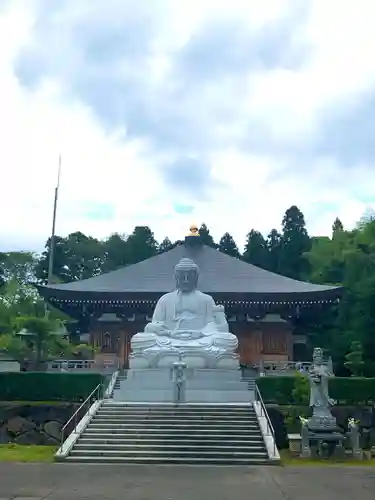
(1, 0), (375, 252)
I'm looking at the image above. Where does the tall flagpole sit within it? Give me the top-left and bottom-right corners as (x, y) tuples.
(47, 155), (62, 286)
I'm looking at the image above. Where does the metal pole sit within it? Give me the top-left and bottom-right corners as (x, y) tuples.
(47, 154), (61, 285)
(44, 155), (61, 319)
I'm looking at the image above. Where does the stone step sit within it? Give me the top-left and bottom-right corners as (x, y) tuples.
(64, 455), (270, 465)
(63, 397), (273, 466)
(85, 427), (261, 436)
(78, 436), (264, 445)
(97, 409), (255, 416)
(69, 449), (268, 459)
(102, 403), (252, 409)
(95, 414), (258, 422)
(74, 443), (266, 452)
(92, 417), (258, 425)
(89, 422), (259, 430)
(104, 401), (253, 411)
(99, 408), (253, 414)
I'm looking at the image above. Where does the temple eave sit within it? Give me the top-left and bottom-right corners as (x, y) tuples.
(43, 290), (342, 307)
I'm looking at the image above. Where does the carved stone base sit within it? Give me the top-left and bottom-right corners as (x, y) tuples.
(129, 350), (239, 369)
(300, 428), (345, 459)
(308, 415), (337, 432)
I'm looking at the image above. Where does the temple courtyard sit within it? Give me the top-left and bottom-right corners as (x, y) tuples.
(0, 463), (374, 499)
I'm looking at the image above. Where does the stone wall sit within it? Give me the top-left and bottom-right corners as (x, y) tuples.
(0, 403), (78, 445)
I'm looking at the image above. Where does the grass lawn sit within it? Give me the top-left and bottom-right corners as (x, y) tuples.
(0, 444), (57, 462)
(280, 450), (375, 466)
(0, 401), (78, 405)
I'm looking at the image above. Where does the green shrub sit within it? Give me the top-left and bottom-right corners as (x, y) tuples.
(291, 373), (309, 405)
(0, 372), (104, 402)
(257, 377), (295, 404)
(329, 377), (375, 404)
(258, 376), (375, 405)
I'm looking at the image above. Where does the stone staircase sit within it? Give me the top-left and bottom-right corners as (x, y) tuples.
(65, 401), (271, 464)
(108, 372), (126, 397)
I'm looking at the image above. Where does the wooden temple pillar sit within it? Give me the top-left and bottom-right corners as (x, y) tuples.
(119, 321), (147, 368)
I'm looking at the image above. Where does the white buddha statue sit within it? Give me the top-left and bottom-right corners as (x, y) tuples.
(130, 258), (238, 368)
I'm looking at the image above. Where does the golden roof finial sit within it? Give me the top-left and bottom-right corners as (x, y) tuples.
(187, 224), (200, 237)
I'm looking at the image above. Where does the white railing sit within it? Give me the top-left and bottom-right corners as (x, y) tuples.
(48, 358), (119, 374)
(104, 370), (120, 398)
(253, 383), (280, 462)
(55, 383), (103, 460)
(251, 359), (331, 376)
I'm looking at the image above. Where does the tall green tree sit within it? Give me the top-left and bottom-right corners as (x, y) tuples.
(279, 205), (311, 279)
(218, 232), (239, 258)
(158, 237), (175, 254)
(266, 229), (282, 273)
(36, 232), (104, 283)
(332, 217), (344, 237)
(344, 340), (365, 376)
(126, 226), (158, 264)
(101, 233), (130, 272)
(0, 251), (37, 285)
(305, 217), (375, 374)
(243, 230), (269, 268)
(198, 224), (217, 248)
(306, 235), (345, 285)
(0, 252), (5, 289)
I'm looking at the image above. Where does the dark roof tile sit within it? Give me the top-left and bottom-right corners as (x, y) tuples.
(41, 243), (341, 297)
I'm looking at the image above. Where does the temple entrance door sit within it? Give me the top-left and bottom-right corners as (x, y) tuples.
(100, 332), (120, 355)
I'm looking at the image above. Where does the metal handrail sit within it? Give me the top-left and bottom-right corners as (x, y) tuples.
(104, 369), (119, 398)
(60, 383), (102, 446)
(254, 383), (276, 455)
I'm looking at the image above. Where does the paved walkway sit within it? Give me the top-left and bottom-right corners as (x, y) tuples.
(0, 463), (374, 499)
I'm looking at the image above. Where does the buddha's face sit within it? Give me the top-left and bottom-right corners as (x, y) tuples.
(175, 269), (198, 292)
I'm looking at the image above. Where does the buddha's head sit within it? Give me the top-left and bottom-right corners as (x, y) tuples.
(174, 258), (199, 292)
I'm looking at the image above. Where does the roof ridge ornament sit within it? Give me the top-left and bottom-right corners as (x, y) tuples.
(187, 224), (199, 237)
(184, 223), (203, 248)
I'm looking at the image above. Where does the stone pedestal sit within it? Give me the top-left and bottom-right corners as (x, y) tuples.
(129, 350), (239, 370)
(300, 416), (345, 459)
(113, 368), (253, 403)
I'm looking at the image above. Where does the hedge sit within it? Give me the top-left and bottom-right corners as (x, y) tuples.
(257, 376), (375, 405)
(0, 372), (105, 402)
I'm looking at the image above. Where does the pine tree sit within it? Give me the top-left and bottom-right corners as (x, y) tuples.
(279, 206), (311, 279)
(344, 341), (364, 376)
(158, 237), (174, 254)
(332, 217), (344, 237)
(218, 232), (239, 258)
(199, 223), (217, 248)
(126, 226), (158, 264)
(243, 230), (269, 268)
(266, 229), (282, 273)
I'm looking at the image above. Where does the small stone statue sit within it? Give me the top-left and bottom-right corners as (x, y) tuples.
(172, 351), (187, 403)
(299, 348), (345, 458)
(308, 347), (336, 429)
(130, 258), (239, 368)
(300, 417), (311, 458)
(348, 418), (363, 460)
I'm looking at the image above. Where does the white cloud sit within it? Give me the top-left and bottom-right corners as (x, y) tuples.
(1, 0), (375, 253)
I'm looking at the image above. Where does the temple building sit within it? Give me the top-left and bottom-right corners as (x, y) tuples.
(38, 227), (342, 368)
